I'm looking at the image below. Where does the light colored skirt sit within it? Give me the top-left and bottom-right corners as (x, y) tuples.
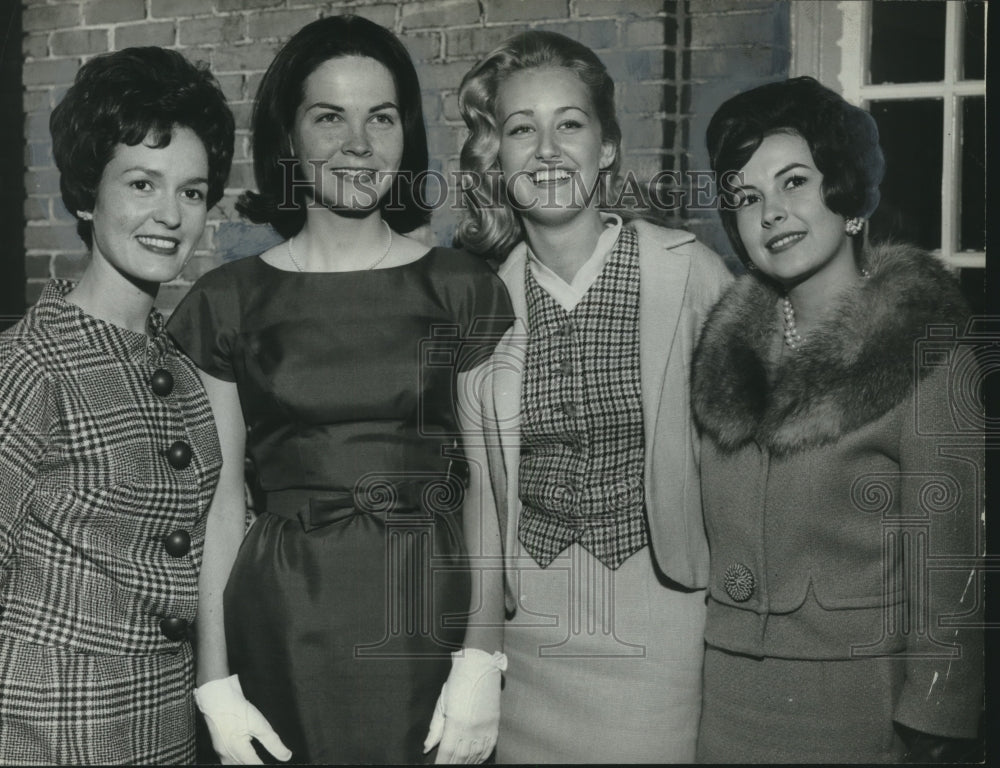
(498, 542), (706, 763)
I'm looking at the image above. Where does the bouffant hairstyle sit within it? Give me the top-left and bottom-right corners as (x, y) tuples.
(50, 47), (235, 250)
(456, 30), (622, 259)
(706, 76), (885, 267)
(236, 15), (430, 238)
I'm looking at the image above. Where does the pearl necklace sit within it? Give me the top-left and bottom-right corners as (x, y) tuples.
(781, 296), (804, 350)
(286, 221), (393, 272)
(782, 268), (871, 351)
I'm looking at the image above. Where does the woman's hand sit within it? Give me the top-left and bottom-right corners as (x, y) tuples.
(423, 648), (508, 764)
(194, 674), (293, 764)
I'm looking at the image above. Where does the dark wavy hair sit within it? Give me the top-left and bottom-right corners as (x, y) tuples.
(237, 15), (429, 238)
(50, 47), (235, 250)
(456, 30), (622, 259)
(706, 76), (885, 267)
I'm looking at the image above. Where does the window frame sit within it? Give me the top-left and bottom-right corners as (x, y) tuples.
(790, 0), (986, 270)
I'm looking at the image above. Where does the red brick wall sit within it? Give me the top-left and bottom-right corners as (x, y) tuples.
(20, 0), (789, 307)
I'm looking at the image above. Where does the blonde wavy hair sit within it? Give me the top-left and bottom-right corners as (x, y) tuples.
(456, 31), (622, 260)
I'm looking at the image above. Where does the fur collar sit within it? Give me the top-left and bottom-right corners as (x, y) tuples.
(691, 242), (970, 455)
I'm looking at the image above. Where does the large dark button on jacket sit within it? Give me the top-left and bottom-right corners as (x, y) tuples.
(167, 440), (192, 470)
(150, 368), (174, 396)
(163, 530), (191, 558)
(723, 562), (755, 602)
(159, 617), (188, 641)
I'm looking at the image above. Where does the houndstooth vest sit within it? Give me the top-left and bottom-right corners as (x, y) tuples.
(518, 226), (649, 569)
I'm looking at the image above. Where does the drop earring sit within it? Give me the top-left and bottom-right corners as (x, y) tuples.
(845, 217), (864, 236)
(77, 210), (93, 221)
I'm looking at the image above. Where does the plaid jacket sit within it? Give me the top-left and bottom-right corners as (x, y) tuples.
(0, 280), (221, 656)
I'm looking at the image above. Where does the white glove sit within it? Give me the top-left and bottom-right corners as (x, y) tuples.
(423, 647), (508, 764)
(193, 674), (293, 764)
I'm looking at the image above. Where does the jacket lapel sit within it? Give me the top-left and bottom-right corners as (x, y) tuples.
(635, 221), (692, 458)
(493, 248), (529, 579)
(494, 248), (528, 477)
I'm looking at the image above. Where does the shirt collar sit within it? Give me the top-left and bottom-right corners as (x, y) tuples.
(522, 213), (624, 312)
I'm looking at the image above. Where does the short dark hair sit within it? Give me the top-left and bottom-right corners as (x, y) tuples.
(237, 14), (430, 238)
(706, 76), (885, 267)
(50, 47), (235, 249)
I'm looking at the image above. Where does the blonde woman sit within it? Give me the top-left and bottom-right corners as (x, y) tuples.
(431, 30), (731, 763)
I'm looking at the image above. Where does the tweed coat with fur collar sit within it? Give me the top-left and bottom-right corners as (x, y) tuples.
(691, 242), (983, 739)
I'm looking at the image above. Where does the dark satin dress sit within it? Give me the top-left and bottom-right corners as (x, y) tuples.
(168, 248), (512, 764)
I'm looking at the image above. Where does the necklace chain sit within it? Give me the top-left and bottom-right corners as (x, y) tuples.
(286, 221), (393, 273)
(367, 221), (394, 270)
(285, 237), (305, 273)
(781, 268), (871, 351)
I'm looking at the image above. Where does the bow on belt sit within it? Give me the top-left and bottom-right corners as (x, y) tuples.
(263, 474), (466, 533)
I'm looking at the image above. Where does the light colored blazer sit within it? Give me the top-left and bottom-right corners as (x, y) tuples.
(472, 220), (731, 611)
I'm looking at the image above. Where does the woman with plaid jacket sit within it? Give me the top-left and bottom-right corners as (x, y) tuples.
(0, 48), (234, 764)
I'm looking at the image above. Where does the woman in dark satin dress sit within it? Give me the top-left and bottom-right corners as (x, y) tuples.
(168, 15), (512, 765)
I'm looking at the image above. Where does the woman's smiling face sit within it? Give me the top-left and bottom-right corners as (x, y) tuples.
(290, 55), (404, 213)
(495, 66), (616, 226)
(733, 131), (854, 288)
(89, 126), (209, 286)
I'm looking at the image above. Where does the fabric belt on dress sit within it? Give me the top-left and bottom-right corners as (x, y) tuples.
(262, 474), (464, 533)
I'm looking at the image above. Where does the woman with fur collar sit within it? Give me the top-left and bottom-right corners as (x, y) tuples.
(426, 31), (731, 763)
(693, 76), (983, 763)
